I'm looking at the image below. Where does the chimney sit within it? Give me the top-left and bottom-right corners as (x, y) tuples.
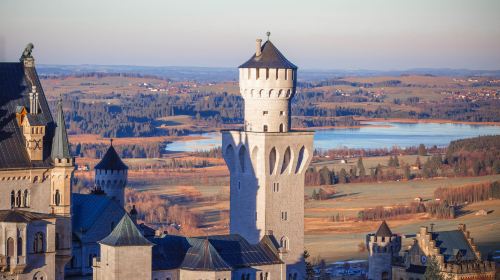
(129, 205), (138, 224)
(29, 91), (34, 114)
(256, 39), (262, 56)
(30, 86), (38, 114)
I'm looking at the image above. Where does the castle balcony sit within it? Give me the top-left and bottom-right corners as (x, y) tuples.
(5, 256), (26, 274)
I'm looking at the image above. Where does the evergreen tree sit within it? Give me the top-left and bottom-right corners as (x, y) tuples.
(394, 155), (400, 167)
(415, 156), (422, 169)
(319, 166), (332, 185)
(424, 256), (451, 280)
(339, 168), (349, 184)
(418, 144), (427, 156)
(388, 156), (395, 167)
(357, 157), (366, 177)
(404, 164), (412, 180)
(303, 250), (315, 280)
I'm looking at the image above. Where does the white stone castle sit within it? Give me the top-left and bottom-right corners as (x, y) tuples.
(0, 37), (313, 280)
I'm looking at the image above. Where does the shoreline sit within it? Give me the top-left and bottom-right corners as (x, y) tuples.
(357, 117), (500, 126)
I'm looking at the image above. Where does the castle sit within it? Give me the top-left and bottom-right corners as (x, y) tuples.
(0, 36), (312, 280)
(0, 46), (73, 280)
(366, 221), (496, 280)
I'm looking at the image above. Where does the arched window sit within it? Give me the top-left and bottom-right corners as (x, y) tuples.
(280, 236), (289, 250)
(55, 190), (61, 206)
(263, 125), (268, 132)
(17, 237), (23, 255)
(239, 146), (247, 173)
(295, 146), (307, 174)
(279, 123), (284, 132)
(269, 148), (277, 175)
(33, 271), (46, 280)
(7, 237), (14, 257)
(34, 232), (44, 253)
(281, 147), (291, 174)
(225, 144), (235, 171)
(23, 189), (29, 207)
(11, 191), (15, 208)
(16, 190), (21, 207)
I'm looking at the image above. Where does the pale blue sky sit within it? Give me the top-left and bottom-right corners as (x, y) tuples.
(1, 0), (499, 70)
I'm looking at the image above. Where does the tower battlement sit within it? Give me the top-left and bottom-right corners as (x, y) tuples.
(223, 35), (314, 279)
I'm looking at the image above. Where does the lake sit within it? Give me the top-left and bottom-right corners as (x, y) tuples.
(165, 122), (500, 152)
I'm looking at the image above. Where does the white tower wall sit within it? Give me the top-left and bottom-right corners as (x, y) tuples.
(95, 169), (127, 208)
(223, 37), (314, 279)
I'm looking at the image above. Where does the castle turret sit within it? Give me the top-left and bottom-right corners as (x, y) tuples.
(93, 214), (152, 280)
(94, 140), (128, 208)
(222, 33), (314, 279)
(366, 221), (402, 280)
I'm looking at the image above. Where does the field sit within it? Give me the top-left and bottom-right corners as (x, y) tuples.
(91, 152), (500, 262)
(304, 175), (500, 261)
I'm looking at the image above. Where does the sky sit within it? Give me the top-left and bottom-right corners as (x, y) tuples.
(1, 0), (500, 70)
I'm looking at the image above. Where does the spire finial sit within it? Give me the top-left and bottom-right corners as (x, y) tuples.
(266, 31), (271, 41)
(110, 138), (113, 146)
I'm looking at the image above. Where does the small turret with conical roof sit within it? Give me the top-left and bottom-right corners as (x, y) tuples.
(94, 139), (128, 207)
(52, 99), (73, 166)
(366, 221), (401, 280)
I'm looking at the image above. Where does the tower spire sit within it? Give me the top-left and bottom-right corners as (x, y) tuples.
(51, 98), (71, 161)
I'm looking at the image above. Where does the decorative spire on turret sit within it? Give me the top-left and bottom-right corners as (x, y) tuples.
(51, 98), (72, 162)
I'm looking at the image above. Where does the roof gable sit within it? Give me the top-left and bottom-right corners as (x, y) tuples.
(376, 220), (393, 237)
(99, 214), (152, 247)
(0, 62), (55, 170)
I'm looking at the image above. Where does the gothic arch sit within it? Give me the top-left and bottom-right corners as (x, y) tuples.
(269, 147), (277, 175)
(280, 236), (289, 250)
(225, 145), (235, 172)
(251, 146), (259, 174)
(281, 147), (292, 174)
(295, 146), (308, 174)
(238, 145), (247, 173)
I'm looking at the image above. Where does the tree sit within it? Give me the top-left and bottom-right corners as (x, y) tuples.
(338, 168), (349, 184)
(424, 256), (450, 280)
(319, 166), (333, 185)
(403, 164), (412, 180)
(394, 155), (400, 167)
(358, 157), (366, 177)
(304, 250), (315, 280)
(388, 156), (395, 167)
(415, 156), (422, 169)
(418, 144), (427, 156)
(318, 259), (329, 280)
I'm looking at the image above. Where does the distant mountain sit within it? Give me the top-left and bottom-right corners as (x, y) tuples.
(37, 64), (500, 82)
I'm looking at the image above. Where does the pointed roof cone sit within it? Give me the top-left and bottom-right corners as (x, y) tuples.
(99, 214), (152, 246)
(51, 99), (71, 160)
(94, 139), (128, 170)
(181, 237), (231, 270)
(375, 220), (393, 237)
(239, 40), (297, 69)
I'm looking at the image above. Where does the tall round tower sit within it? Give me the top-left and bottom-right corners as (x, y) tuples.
(222, 33), (314, 279)
(239, 35), (297, 133)
(366, 221), (402, 280)
(94, 140), (128, 208)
